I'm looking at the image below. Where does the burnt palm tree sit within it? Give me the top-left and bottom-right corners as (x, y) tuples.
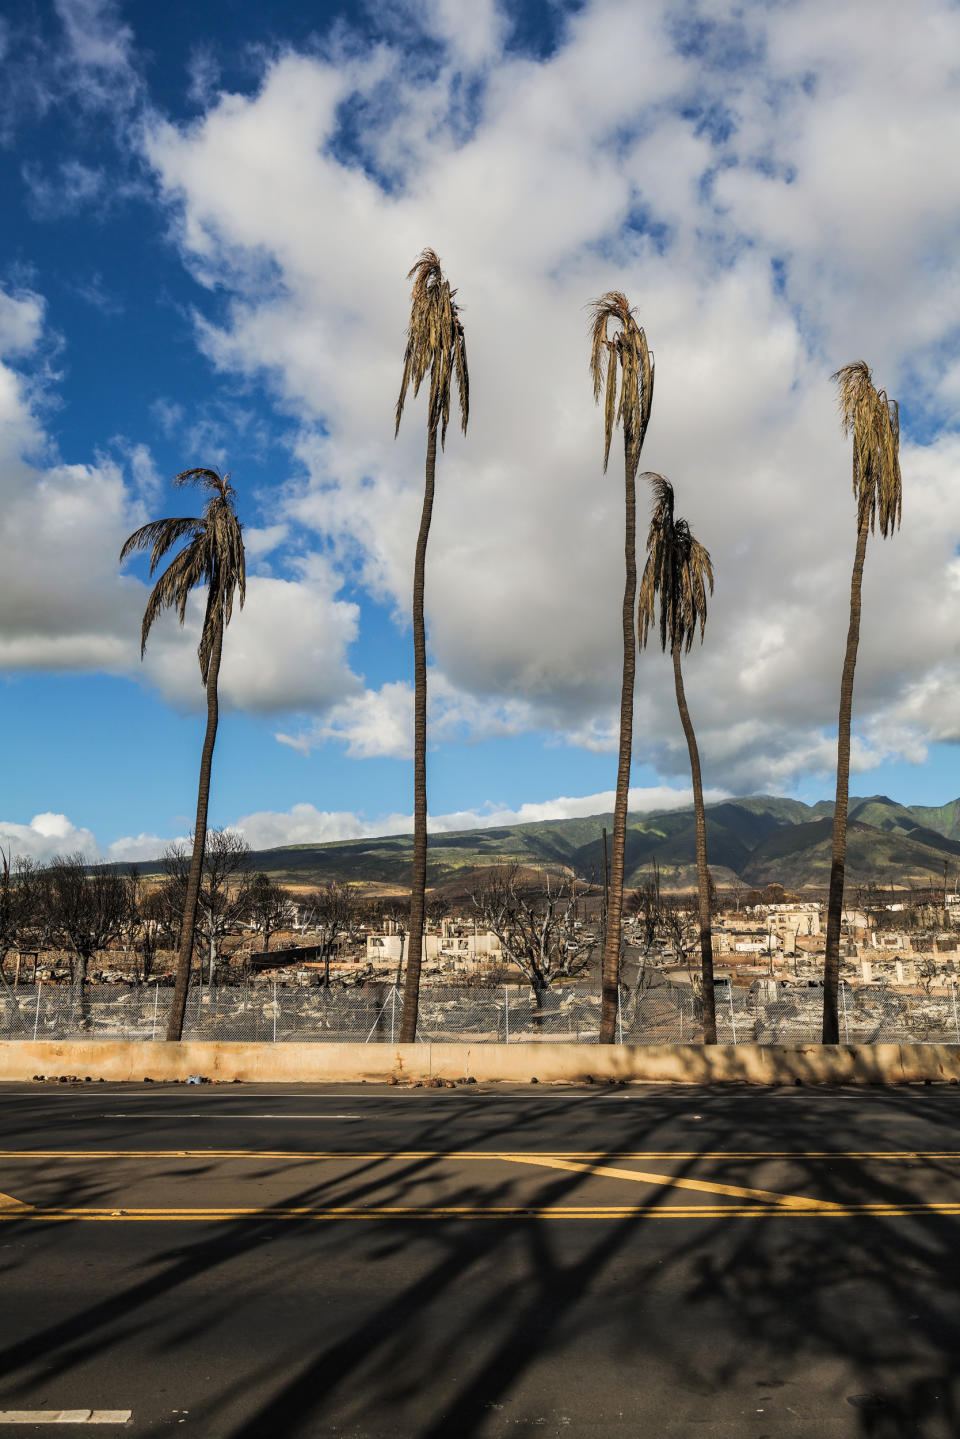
(394, 249), (469, 1043)
(588, 292), (654, 1043)
(120, 468), (246, 1041)
(638, 474), (717, 1044)
(822, 362), (901, 1043)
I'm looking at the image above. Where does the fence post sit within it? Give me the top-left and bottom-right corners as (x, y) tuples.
(33, 983), (42, 1042)
(616, 985), (623, 1045)
(952, 980), (959, 1044)
(390, 986), (396, 1045)
(273, 982), (278, 1044)
(151, 984), (159, 1041)
(504, 986), (509, 1044)
(728, 983), (737, 1045)
(364, 988), (393, 1044)
(840, 981), (849, 1044)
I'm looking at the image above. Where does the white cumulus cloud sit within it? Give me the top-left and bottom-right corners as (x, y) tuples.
(1, 785), (726, 865)
(5, 0), (960, 807)
(138, 0), (960, 793)
(0, 813), (99, 864)
(233, 783), (729, 851)
(0, 283), (365, 717)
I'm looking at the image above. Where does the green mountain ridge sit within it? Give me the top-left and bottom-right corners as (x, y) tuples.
(210, 792), (960, 893)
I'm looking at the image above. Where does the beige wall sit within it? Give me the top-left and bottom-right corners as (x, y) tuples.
(2, 1039), (958, 1085)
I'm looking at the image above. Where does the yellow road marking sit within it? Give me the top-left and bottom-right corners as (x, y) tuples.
(499, 1155), (846, 1210)
(0, 1189), (32, 1212)
(1, 1203), (959, 1221)
(1, 1151), (949, 1219)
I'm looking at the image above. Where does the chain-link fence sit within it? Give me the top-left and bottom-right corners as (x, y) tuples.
(4, 979), (960, 1044)
(1, 982), (630, 1044)
(694, 980), (960, 1046)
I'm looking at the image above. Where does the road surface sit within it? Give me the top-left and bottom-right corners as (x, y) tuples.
(1, 1080), (960, 1436)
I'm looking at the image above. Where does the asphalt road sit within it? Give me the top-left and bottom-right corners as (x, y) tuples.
(2, 1080), (960, 1437)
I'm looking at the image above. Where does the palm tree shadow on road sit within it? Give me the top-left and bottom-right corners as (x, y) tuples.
(1, 1083), (960, 1437)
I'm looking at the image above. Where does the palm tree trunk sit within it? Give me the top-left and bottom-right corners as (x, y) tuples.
(599, 434), (637, 1043)
(823, 510), (870, 1044)
(399, 425), (437, 1043)
(166, 614), (223, 1042)
(673, 647), (716, 1045)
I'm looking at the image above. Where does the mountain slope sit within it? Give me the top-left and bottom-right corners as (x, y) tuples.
(220, 793), (960, 892)
(740, 818), (959, 889)
(123, 793), (960, 891)
(907, 799), (960, 842)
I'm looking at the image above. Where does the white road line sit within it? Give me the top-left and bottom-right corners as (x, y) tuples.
(102, 1113), (364, 1120)
(0, 1411), (132, 1425)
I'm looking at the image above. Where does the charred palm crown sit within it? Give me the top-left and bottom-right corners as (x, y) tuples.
(832, 360), (901, 536)
(119, 467), (246, 682)
(395, 248), (469, 447)
(587, 291), (654, 473)
(638, 473), (713, 656)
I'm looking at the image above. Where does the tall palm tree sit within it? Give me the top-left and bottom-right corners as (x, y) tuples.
(588, 293), (654, 1043)
(822, 362), (901, 1043)
(638, 474), (717, 1044)
(120, 468), (246, 1041)
(394, 249), (469, 1044)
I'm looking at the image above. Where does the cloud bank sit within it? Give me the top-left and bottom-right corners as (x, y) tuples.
(2, 0), (960, 807)
(138, 0), (960, 792)
(0, 283), (364, 714)
(1, 784), (727, 865)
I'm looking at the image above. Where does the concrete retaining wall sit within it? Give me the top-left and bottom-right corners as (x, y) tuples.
(2, 1040), (959, 1085)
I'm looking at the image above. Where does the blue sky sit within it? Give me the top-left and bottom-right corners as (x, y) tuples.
(2, 0), (960, 862)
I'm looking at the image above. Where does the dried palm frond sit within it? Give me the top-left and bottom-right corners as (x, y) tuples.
(395, 248), (469, 447)
(120, 467), (246, 680)
(638, 472), (713, 655)
(587, 291), (654, 473)
(832, 360), (901, 537)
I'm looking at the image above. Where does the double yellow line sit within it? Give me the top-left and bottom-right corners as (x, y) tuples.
(3, 1149), (959, 1222)
(3, 1203), (960, 1222)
